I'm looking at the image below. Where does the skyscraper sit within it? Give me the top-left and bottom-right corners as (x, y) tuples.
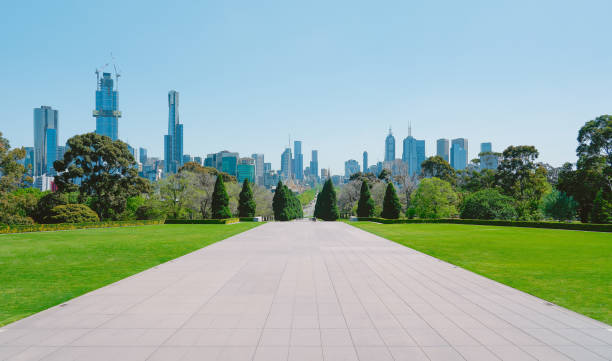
(33, 106), (58, 176)
(385, 127), (395, 161)
(221, 152), (239, 176)
(293, 141), (303, 180)
(237, 157), (256, 183)
(451, 138), (468, 170)
(416, 139), (425, 174)
(401, 125), (425, 176)
(363, 151), (368, 173)
(251, 153), (265, 185)
(310, 150), (319, 181)
(94, 72), (121, 141)
(281, 148), (292, 179)
(436, 138), (449, 162)
(139, 147), (148, 165)
(344, 159), (360, 178)
(479, 142), (498, 170)
(164, 90), (183, 175)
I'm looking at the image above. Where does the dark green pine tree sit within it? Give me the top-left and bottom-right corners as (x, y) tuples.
(238, 179), (256, 217)
(381, 182), (402, 219)
(356, 180), (376, 217)
(272, 180), (286, 220)
(317, 179), (339, 221)
(211, 175), (231, 219)
(314, 189), (322, 218)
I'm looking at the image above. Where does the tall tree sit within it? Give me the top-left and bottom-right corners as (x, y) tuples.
(238, 179), (256, 217)
(211, 175), (231, 219)
(0, 131), (28, 193)
(356, 179), (376, 217)
(381, 182), (402, 219)
(273, 180), (285, 219)
(495, 145), (550, 220)
(411, 177), (458, 219)
(540, 190), (577, 222)
(420, 156), (456, 185)
(54, 133), (150, 220)
(314, 179), (339, 221)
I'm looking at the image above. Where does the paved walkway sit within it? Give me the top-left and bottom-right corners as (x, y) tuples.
(1, 222), (611, 361)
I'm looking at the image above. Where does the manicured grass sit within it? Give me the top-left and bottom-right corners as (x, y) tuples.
(349, 222), (612, 325)
(0, 223), (261, 326)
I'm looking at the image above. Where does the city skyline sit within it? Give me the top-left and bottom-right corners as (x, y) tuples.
(3, 1), (611, 173)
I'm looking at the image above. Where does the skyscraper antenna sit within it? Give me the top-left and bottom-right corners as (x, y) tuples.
(408, 121), (412, 137)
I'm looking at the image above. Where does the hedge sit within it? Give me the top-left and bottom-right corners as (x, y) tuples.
(0, 220), (164, 234)
(354, 217), (612, 232)
(164, 218), (240, 225)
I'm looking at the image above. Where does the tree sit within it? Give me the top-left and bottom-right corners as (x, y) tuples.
(53, 133), (150, 220)
(540, 190), (577, 222)
(495, 145), (550, 220)
(0, 131), (29, 193)
(337, 180), (361, 213)
(48, 204), (100, 223)
(33, 192), (68, 223)
(460, 189), (517, 220)
(381, 182), (402, 219)
(411, 177), (458, 219)
(457, 169), (496, 193)
(238, 179), (256, 217)
(591, 189), (611, 224)
(356, 179), (376, 217)
(314, 179), (339, 221)
(421, 156), (456, 185)
(179, 162), (236, 183)
(211, 175), (231, 219)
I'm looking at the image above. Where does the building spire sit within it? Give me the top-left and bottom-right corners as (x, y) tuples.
(408, 121), (412, 137)
(388, 126), (392, 135)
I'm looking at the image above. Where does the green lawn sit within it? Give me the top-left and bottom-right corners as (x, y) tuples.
(349, 222), (612, 325)
(0, 223), (261, 326)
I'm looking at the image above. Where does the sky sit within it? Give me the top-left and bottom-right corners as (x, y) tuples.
(1, 0), (611, 174)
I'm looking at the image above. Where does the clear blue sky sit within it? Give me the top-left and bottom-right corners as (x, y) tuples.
(2, 0), (611, 174)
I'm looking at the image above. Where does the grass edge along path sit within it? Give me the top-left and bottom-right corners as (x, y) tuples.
(0, 223), (262, 327)
(348, 221), (612, 325)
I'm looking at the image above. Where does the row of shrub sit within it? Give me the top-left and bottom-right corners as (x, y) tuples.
(0, 220), (164, 234)
(354, 217), (612, 232)
(164, 218), (240, 225)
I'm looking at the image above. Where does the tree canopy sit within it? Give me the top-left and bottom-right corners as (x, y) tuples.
(411, 177), (458, 219)
(421, 156), (456, 185)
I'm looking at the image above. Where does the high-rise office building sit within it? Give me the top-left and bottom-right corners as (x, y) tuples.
(251, 153), (265, 185)
(344, 159), (360, 178)
(237, 157), (256, 184)
(139, 148), (148, 165)
(94, 72), (121, 141)
(264, 162), (272, 173)
(310, 150), (319, 181)
(182, 154), (193, 164)
(33, 106), (58, 176)
(451, 138), (468, 170)
(479, 142), (498, 170)
(402, 126), (426, 176)
(221, 152), (239, 176)
(23, 147), (34, 176)
(293, 141), (303, 180)
(193, 156), (203, 166)
(385, 127), (395, 161)
(363, 151), (368, 173)
(437, 138), (449, 162)
(281, 148), (292, 179)
(164, 90), (184, 175)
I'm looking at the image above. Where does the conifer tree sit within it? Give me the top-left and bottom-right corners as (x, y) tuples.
(381, 182), (402, 219)
(356, 180), (376, 217)
(272, 180), (285, 220)
(238, 179), (256, 217)
(211, 175), (231, 219)
(591, 189), (611, 224)
(316, 179), (339, 221)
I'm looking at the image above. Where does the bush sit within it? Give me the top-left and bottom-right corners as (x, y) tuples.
(0, 220), (163, 234)
(411, 177), (458, 219)
(164, 218), (240, 224)
(460, 189), (517, 220)
(540, 190), (578, 221)
(135, 205), (166, 220)
(34, 192), (68, 223)
(48, 204), (100, 224)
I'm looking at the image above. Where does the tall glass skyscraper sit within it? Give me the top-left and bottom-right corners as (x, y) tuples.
(33, 106), (58, 176)
(402, 126), (426, 176)
(363, 151), (368, 173)
(164, 90), (184, 175)
(94, 73), (121, 141)
(451, 138), (468, 170)
(281, 148), (292, 179)
(436, 138), (449, 162)
(293, 140), (303, 180)
(251, 153), (265, 185)
(310, 150), (318, 181)
(385, 128), (395, 161)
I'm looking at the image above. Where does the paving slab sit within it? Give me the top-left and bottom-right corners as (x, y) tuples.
(1, 221), (611, 360)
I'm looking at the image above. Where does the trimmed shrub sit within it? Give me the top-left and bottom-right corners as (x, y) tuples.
(357, 180), (376, 217)
(211, 176), (231, 219)
(0, 220), (163, 234)
(460, 189), (517, 220)
(164, 218), (240, 224)
(381, 183), (401, 219)
(48, 204), (100, 224)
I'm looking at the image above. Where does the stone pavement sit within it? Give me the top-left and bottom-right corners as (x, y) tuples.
(1, 221), (611, 361)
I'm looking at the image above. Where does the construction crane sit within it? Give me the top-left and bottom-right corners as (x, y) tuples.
(94, 52), (121, 90)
